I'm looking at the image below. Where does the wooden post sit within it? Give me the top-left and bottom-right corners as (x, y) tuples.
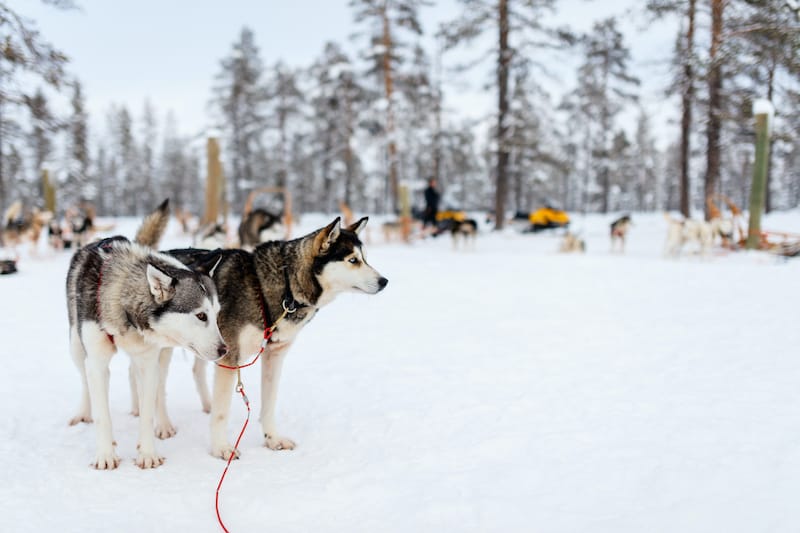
(42, 167), (56, 213)
(746, 100), (773, 250)
(399, 183), (411, 242)
(205, 137), (222, 225)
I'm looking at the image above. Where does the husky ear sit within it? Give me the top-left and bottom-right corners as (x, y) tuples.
(315, 217), (341, 254)
(347, 216), (368, 236)
(146, 264), (175, 304)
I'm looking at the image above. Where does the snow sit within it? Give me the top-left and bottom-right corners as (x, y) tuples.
(2, 211), (800, 532)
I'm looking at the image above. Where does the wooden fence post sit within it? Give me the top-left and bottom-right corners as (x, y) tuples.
(205, 137), (222, 225)
(746, 100), (773, 250)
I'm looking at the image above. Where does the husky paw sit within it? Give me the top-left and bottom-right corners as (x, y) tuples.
(69, 413), (92, 425)
(201, 401), (211, 414)
(211, 443), (240, 461)
(154, 422), (177, 440)
(135, 451), (165, 469)
(130, 408), (139, 417)
(92, 452), (121, 470)
(264, 434), (296, 451)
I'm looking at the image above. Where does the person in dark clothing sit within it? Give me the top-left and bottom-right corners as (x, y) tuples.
(423, 178), (440, 233)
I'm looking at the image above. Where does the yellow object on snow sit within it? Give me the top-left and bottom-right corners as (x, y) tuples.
(529, 207), (570, 227)
(436, 210), (466, 222)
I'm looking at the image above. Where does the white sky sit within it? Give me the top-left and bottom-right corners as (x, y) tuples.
(12, 0), (678, 147)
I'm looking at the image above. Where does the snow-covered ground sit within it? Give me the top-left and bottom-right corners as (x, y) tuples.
(1, 211), (799, 533)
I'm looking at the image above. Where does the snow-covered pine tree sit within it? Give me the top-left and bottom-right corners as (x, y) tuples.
(440, 0), (574, 228)
(350, 0), (429, 213)
(210, 27), (269, 212)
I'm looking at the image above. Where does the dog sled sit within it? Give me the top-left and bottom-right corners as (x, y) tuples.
(707, 195), (800, 257)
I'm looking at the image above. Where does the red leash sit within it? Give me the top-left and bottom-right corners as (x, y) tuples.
(214, 379), (251, 533)
(214, 299), (296, 532)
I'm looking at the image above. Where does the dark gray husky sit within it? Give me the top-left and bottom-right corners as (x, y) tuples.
(67, 200), (227, 469)
(160, 217), (387, 459)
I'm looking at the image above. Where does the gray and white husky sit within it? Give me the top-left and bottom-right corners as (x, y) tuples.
(162, 216), (387, 459)
(66, 200), (227, 469)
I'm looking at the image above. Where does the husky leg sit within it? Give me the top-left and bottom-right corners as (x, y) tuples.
(261, 346), (295, 451)
(68, 326), (92, 425)
(128, 361), (139, 417)
(193, 358), (212, 414)
(210, 364), (239, 459)
(154, 348), (176, 439)
(132, 348), (164, 468)
(84, 327), (119, 469)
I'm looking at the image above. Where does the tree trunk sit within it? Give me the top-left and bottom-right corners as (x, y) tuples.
(322, 122), (333, 214)
(0, 96), (5, 217)
(494, 0), (510, 230)
(680, 0), (696, 218)
(382, 7), (399, 213)
(344, 88), (355, 208)
(704, 0), (724, 221)
(765, 53), (776, 213)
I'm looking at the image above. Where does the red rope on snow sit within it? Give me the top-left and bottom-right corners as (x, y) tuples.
(213, 294), (294, 532)
(215, 381), (251, 533)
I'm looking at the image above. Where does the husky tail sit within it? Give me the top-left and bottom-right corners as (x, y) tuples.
(134, 199), (170, 247)
(3, 200), (23, 226)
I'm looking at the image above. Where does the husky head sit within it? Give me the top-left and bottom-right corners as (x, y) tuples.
(312, 217), (388, 300)
(144, 260), (227, 362)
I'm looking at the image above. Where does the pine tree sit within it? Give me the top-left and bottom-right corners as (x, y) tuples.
(211, 27), (269, 211)
(350, 0), (429, 212)
(139, 99), (158, 213)
(25, 88), (57, 183)
(308, 42), (373, 213)
(703, 0), (725, 220)
(65, 80), (90, 207)
(265, 62), (304, 194)
(0, 2), (69, 211)
(397, 44), (436, 193)
(579, 18), (639, 213)
(646, 0), (697, 217)
(440, 0), (574, 228)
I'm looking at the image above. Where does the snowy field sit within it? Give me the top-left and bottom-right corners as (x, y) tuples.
(1, 210), (800, 533)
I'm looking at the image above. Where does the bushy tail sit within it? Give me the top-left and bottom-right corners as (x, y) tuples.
(3, 200), (22, 226)
(134, 199), (170, 247)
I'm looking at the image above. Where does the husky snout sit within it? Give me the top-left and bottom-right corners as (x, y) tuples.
(378, 277), (388, 291)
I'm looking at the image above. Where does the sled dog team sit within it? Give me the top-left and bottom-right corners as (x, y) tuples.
(68, 200), (387, 468)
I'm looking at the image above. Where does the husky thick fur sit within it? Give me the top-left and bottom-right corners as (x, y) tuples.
(2, 201), (52, 251)
(663, 213), (730, 257)
(449, 219), (478, 250)
(238, 208), (284, 250)
(559, 232), (586, 253)
(610, 214), (632, 253)
(163, 216), (387, 459)
(66, 199), (227, 469)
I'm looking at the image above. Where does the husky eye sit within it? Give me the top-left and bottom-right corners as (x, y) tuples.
(348, 257), (359, 265)
(196, 312), (208, 322)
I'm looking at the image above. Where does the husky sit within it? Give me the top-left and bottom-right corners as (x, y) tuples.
(610, 214), (632, 253)
(238, 208), (284, 250)
(194, 221), (229, 250)
(663, 213), (728, 258)
(381, 219), (402, 243)
(161, 216), (387, 459)
(449, 219), (478, 250)
(66, 199), (227, 469)
(559, 231), (586, 253)
(2, 201), (52, 252)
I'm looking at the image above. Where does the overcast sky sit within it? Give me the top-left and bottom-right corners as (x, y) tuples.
(12, 0), (678, 146)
